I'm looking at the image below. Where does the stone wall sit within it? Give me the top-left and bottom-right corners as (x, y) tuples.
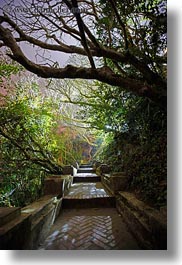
(0, 175), (73, 249)
(96, 164), (111, 175)
(0, 196), (62, 249)
(22, 196), (62, 249)
(101, 172), (128, 195)
(44, 175), (73, 197)
(116, 192), (167, 250)
(62, 166), (77, 176)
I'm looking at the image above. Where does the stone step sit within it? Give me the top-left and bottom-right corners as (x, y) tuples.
(79, 164), (92, 168)
(74, 176), (101, 183)
(77, 168), (95, 173)
(62, 197), (116, 209)
(0, 207), (21, 227)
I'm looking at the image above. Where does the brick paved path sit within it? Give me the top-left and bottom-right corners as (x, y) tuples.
(39, 165), (140, 250)
(39, 208), (139, 250)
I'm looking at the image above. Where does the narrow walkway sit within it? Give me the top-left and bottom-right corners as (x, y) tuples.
(39, 165), (140, 250)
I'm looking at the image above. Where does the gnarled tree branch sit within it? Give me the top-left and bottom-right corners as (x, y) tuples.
(0, 23), (166, 108)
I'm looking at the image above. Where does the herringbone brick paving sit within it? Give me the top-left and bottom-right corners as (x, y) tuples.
(39, 208), (140, 250)
(38, 166), (140, 250)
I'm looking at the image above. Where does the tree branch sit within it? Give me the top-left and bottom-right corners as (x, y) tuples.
(64, 0), (96, 68)
(0, 21), (166, 108)
(0, 125), (62, 173)
(108, 0), (129, 50)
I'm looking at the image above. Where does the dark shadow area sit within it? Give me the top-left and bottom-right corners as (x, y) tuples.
(167, 9), (180, 259)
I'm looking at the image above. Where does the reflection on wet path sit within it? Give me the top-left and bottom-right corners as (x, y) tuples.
(39, 208), (140, 250)
(64, 182), (111, 199)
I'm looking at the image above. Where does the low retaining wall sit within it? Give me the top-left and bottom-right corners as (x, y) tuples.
(96, 164), (111, 175)
(0, 175), (73, 249)
(101, 172), (128, 195)
(0, 195), (62, 249)
(44, 175), (73, 197)
(62, 166), (77, 176)
(0, 208), (30, 250)
(23, 195), (62, 249)
(116, 192), (167, 250)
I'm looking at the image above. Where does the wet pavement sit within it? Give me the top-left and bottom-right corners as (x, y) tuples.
(39, 208), (140, 250)
(38, 165), (140, 250)
(64, 182), (111, 199)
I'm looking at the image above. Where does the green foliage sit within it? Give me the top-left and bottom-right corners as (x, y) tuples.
(0, 79), (58, 206)
(0, 62), (20, 82)
(91, 85), (167, 207)
(0, 73), (96, 206)
(59, 75), (166, 208)
(94, 0), (167, 108)
(0, 164), (45, 207)
(0, 90), (60, 169)
(124, 135), (167, 207)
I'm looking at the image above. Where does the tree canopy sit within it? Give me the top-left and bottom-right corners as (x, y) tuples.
(0, 0), (167, 108)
